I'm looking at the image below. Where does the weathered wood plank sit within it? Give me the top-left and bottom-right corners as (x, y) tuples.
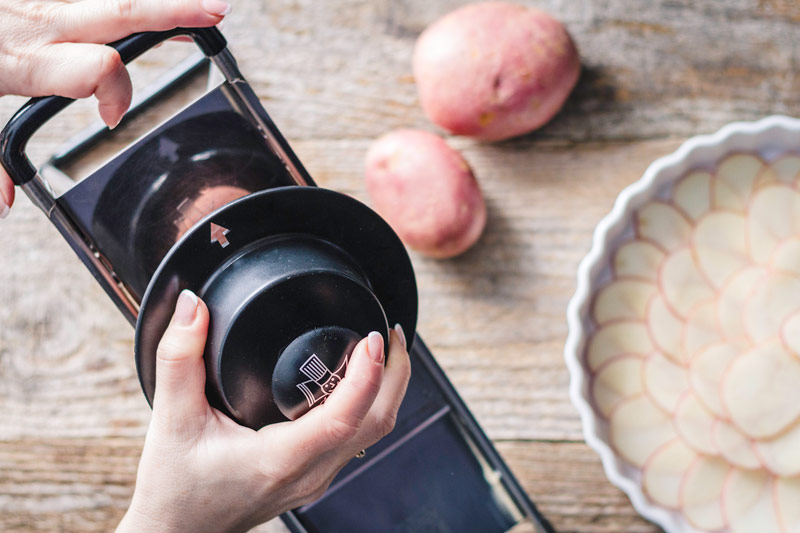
(0, 438), (661, 533)
(223, 0), (800, 141)
(2, 0), (799, 145)
(496, 441), (661, 533)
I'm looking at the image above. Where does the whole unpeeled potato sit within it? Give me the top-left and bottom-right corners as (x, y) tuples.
(413, 2), (580, 141)
(365, 129), (486, 258)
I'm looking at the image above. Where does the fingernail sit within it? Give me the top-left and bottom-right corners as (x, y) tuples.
(367, 331), (384, 363)
(394, 323), (407, 349)
(203, 0), (232, 16)
(174, 290), (198, 326)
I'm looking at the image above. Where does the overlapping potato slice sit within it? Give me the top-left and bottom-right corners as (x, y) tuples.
(673, 170), (712, 221)
(722, 469), (781, 533)
(755, 155), (800, 188)
(692, 211), (750, 288)
(747, 185), (800, 263)
(754, 419), (800, 477)
(642, 351), (688, 414)
(642, 439), (697, 509)
(613, 240), (665, 281)
(674, 392), (718, 455)
(722, 340), (800, 439)
(660, 248), (715, 318)
(592, 279), (658, 324)
(591, 355), (644, 418)
(744, 272), (800, 343)
(682, 300), (723, 360)
(713, 153), (764, 210)
(688, 341), (740, 418)
(587, 320), (653, 371)
(679, 456), (729, 531)
(609, 395), (677, 468)
(646, 294), (684, 363)
(781, 310), (800, 359)
(771, 237), (800, 277)
(636, 202), (692, 252)
(774, 477), (800, 533)
(717, 267), (767, 340)
(712, 419), (761, 470)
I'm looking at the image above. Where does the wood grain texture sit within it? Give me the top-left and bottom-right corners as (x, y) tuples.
(0, 0), (797, 531)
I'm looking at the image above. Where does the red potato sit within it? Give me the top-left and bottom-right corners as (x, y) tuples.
(365, 129), (486, 258)
(412, 2), (580, 141)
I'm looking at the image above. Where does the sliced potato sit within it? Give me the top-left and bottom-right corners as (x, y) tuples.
(712, 153), (764, 210)
(642, 351), (688, 414)
(754, 419), (800, 477)
(612, 239), (666, 281)
(609, 395), (677, 468)
(774, 476), (800, 533)
(683, 300), (723, 361)
(747, 184), (800, 263)
(756, 154), (800, 188)
(642, 439), (697, 509)
(673, 170), (712, 221)
(692, 210), (750, 288)
(587, 321), (654, 371)
(722, 339), (800, 439)
(770, 237), (800, 277)
(688, 341), (741, 417)
(781, 310), (800, 359)
(722, 469), (780, 533)
(635, 202), (692, 252)
(591, 355), (644, 418)
(674, 392), (719, 455)
(646, 294), (685, 364)
(660, 248), (715, 318)
(679, 456), (730, 531)
(712, 419), (761, 470)
(744, 272), (800, 343)
(717, 267), (767, 340)
(592, 279), (658, 325)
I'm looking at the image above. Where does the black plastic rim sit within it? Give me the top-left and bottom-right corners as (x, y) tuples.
(134, 185), (418, 408)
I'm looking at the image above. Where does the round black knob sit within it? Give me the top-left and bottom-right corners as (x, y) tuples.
(199, 235), (388, 429)
(273, 326), (363, 420)
(135, 187), (418, 432)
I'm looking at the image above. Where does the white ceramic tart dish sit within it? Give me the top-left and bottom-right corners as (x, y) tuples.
(564, 115), (800, 533)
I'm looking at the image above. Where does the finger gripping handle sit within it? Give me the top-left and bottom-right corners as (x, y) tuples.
(0, 27), (227, 186)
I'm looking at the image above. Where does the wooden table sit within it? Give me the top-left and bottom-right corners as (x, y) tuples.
(0, 1), (798, 531)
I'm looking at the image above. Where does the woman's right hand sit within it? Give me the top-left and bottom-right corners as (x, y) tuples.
(0, 0), (232, 218)
(117, 291), (411, 532)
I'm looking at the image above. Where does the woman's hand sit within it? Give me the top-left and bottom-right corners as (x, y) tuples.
(0, 0), (230, 217)
(117, 290), (411, 533)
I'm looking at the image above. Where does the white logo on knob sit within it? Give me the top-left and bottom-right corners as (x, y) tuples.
(296, 354), (349, 408)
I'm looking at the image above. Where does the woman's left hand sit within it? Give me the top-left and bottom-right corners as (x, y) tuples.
(0, 0), (231, 217)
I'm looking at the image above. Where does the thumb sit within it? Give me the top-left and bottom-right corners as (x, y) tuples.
(152, 290), (210, 423)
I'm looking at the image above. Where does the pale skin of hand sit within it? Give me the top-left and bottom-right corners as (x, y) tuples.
(116, 291), (411, 532)
(0, 0), (231, 217)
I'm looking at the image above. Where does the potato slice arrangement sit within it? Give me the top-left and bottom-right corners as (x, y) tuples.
(587, 152), (800, 532)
